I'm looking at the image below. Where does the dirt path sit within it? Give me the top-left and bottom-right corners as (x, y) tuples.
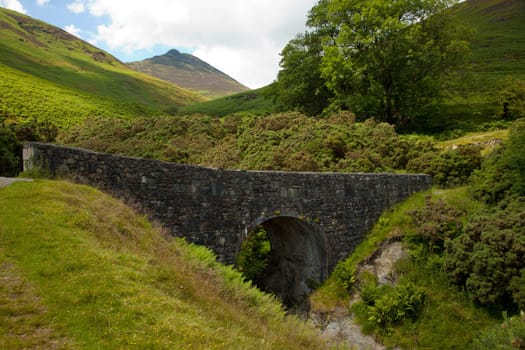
(0, 177), (33, 188)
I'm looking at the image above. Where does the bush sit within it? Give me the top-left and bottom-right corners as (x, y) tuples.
(496, 77), (525, 120)
(236, 226), (271, 283)
(407, 195), (465, 251)
(407, 144), (483, 187)
(445, 196), (525, 309)
(355, 279), (426, 329)
(471, 119), (525, 203)
(0, 124), (19, 176)
(332, 262), (356, 291)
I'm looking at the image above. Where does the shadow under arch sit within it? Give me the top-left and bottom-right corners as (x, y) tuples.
(239, 215), (330, 309)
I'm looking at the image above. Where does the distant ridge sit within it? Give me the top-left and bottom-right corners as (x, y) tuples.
(128, 49), (250, 98)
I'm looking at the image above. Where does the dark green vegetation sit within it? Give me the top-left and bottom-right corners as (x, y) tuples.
(0, 180), (331, 349)
(276, 0), (470, 127)
(310, 119), (525, 348)
(0, 7), (203, 129)
(128, 49), (249, 99)
(59, 112), (483, 182)
(236, 227), (272, 283)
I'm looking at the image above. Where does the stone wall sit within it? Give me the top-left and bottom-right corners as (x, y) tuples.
(24, 142), (432, 273)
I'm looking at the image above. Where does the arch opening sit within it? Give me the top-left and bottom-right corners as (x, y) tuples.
(238, 216), (329, 310)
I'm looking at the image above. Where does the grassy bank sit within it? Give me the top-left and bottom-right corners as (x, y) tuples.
(0, 180), (333, 349)
(310, 188), (498, 349)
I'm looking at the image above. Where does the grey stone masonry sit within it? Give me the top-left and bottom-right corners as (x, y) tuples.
(23, 142), (432, 274)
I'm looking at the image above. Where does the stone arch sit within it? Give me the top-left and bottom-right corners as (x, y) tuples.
(238, 214), (330, 309)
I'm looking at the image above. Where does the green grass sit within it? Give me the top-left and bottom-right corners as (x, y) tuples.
(0, 8), (204, 128)
(0, 180), (333, 349)
(178, 86), (278, 117)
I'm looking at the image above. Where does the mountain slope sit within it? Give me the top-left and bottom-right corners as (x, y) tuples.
(129, 49), (249, 98)
(454, 0), (525, 83)
(0, 8), (204, 128)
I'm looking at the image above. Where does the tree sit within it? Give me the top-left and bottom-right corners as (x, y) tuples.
(274, 31), (334, 116)
(276, 0), (470, 125)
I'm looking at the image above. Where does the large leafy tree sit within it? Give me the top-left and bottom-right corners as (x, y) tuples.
(274, 32), (334, 116)
(276, 0), (470, 125)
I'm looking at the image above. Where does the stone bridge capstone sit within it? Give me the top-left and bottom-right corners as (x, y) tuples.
(24, 142), (432, 305)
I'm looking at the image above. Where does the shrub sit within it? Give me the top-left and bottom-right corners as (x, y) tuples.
(354, 279), (426, 329)
(407, 144), (483, 187)
(471, 119), (525, 203)
(236, 226), (271, 283)
(332, 261), (356, 291)
(445, 196), (525, 309)
(496, 77), (525, 120)
(368, 281), (426, 327)
(0, 124), (19, 176)
(407, 195), (465, 251)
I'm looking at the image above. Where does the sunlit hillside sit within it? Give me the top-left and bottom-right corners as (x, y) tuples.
(0, 8), (204, 128)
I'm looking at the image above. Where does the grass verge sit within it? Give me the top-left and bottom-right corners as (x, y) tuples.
(0, 180), (334, 349)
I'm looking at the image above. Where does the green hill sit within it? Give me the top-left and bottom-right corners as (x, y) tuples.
(128, 49), (249, 99)
(0, 180), (329, 349)
(454, 0), (525, 84)
(178, 85), (278, 117)
(0, 8), (204, 128)
(178, 0), (525, 125)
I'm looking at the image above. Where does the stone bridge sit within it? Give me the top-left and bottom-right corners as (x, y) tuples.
(24, 142), (432, 305)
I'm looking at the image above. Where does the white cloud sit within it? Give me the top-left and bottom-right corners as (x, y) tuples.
(36, 0), (50, 6)
(0, 0), (27, 13)
(67, 1), (85, 14)
(64, 24), (81, 37)
(85, 0), (317, 88)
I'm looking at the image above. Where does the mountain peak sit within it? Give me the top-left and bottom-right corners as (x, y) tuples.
(128, 50), (249, 99)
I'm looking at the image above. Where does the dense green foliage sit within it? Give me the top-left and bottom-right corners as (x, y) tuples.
(407, 195), (464, 250)
(0, 124), (19, 176)
(60, 112), (413, 171)
(273, 32), (333, 116)
(236, 227), (272, 283)
(314, 189), (494, 348)
(407, 144), (483, 187)
(273, 0), (470, 126)
(310, 119), (524, 346)
(0, 115), (58, 176)
(353, 278), (426, 330)
(445, 196), (525, 310)
(471, 119), (525, 202)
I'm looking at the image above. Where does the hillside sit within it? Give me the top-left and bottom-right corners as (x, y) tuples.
(454, 0), (525, 84)
(177, 0), (525, 125)
(177, 85), (277, 117)
(0, 8), (204, 128)
(129, 49), (249, 99)
(0, 180), (331, 349)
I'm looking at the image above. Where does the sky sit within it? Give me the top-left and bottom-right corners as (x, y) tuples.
(0, 0), (318, 88)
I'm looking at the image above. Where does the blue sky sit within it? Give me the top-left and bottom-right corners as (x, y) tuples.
(0, 0), (318, 88)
